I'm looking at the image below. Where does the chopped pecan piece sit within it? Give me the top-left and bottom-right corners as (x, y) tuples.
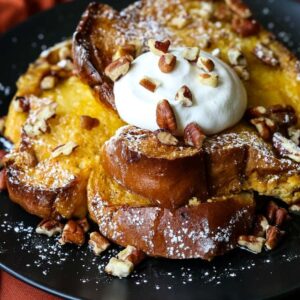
(233, 65), (250, 80)
(156, 100), (177, 133)
(265, 226), (284, 251)
(198, 33), (212, 49)
(266, 201), (279, 224)
(238, 235), (265, 254)
(23, 98), (57, 137)
(170, 14), (192, 29)
(184, 122), (206, 149)
(288, 127), (300, 146)
(148, 39), (170, 55)
(182, 47), (199, 62)
(232, 16), (260, 37)
(80, 115), (100, 130)
(250, 117), (276, 141)
(175, 85), (193, 107)
(197, 56), (215, 72)
(227, 48), (247, 66)
(40, 75), (57, 90)
(199, 73), (218, 87)
(59, 220), (85, 246)
(52, 142), (78, 158)
(273, 132), (300, 163)
(36, 219), (63, 237)
(156, 131), (178, 146)
(105, 257), (134, 278)
(246, 106), (267, 119)
(268, 105), (297, 129)
(158, 54), (177, 73)
(139, 76), (161, 92)
(104, 56), (132, 82)
(253, 43), (279, 67)
(225, 0), (251, 18)
(13, 96), (30, 113)
(252, 215), (269, 237)
(113, 44), (137, 61)
(117, 245), (146, 266)
(88, 231), (110, 256)
(275, 207), (288, 227)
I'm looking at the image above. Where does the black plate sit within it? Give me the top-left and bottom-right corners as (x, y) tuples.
(1, 1), (300, 299)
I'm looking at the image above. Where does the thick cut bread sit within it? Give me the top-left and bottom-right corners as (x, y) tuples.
(88, 162), (255, 260)
(4, 42), (124, 219)
(73, 1), (300, 114)
(103, 126), (207, 209)
(103, 125), (300, 206)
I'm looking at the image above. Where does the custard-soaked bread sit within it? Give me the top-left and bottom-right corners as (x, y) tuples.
(4, 42), (124, 219)
(102, 125), (300, 205)
(73, 1), (300, 113)
(88, 162), (255, 260)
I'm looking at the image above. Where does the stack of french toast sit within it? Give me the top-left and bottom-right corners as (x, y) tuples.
(2, 0), (300, 277)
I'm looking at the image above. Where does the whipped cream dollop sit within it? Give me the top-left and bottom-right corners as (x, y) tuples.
(114, 49), (247, 135)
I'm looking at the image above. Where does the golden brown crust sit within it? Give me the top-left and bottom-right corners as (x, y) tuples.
(103, 126), (207, 208)
(72, 3), (120, 109)
(6, 164), (87, 219)
(88, 163), (255, 260)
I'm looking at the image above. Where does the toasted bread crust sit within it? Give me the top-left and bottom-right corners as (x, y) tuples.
(72, 3), (118, 109)
(88, 164), (255, 260)
(103, 126), (208, 208)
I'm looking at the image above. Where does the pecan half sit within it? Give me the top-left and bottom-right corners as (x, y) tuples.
(88, 231), (110, 256)
(265, 226), (284, 250)
(275, 207), (288, 227)
(232, 16), (260, 37)
(104, 56), (132, 82)
(175, 85), (193, 107)
(36, 219), (63, 237)
(238, 235), (265, 254)
(197, 56), (215, 72)
(225, 0), (251, 18)
(250, 117), (276, 141)
(253, 44), (279, 67)
(59, 220), (85, 246)
(199, 73), (218, 87)
(80, 115), (100, 130)
(156, 131), (178, 146)
(148, 39), (171, 55)
(266, 201), (279, 224)
(184, 122), (206, 149)
(273, 132), (300, 163)
(158, 54), (177, 73)
(156, 100), (177, 133)
(139, 76), (161, 92)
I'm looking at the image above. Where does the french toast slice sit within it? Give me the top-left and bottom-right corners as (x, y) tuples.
(4, 42), (124, 219)
(73, 1), (300, 113)
(88, 161), (255, 260)
(102, 125), (300, 207)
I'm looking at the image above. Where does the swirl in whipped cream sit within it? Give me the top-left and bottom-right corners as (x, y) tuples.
(114, 48), (247, 135)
